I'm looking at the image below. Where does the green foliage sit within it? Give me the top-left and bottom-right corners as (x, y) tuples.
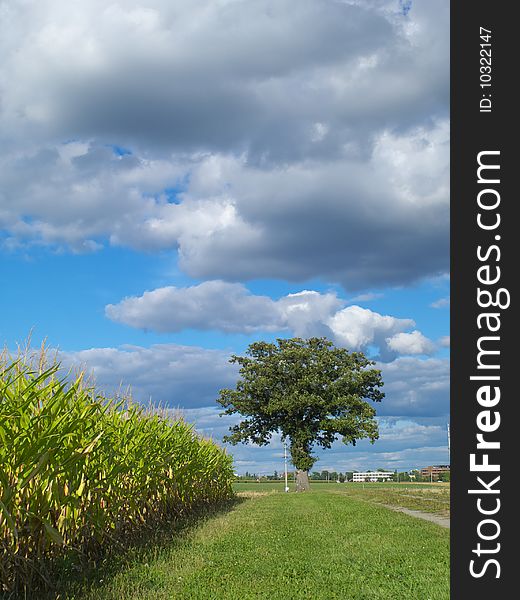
(0, 351), (234, 595)
(218, 337), (384, 471)
(393, 471), (412, 482)
(409, 469), (423, 482)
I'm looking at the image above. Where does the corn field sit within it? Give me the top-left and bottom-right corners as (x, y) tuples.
(0, 351), (235, 594)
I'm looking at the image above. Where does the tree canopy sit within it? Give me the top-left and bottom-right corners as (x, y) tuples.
(217, 337), (384, 490)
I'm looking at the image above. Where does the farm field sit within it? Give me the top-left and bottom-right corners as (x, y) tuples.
(342, 483), (450, 517)
(61, 484), (450, 600)
(235, 481), (450, 516)
(0, 354), (234, 597)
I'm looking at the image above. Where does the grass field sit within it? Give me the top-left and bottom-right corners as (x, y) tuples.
(235, 481), (450, 516)
(58, 484), (450, 600)
(342, 483), (450, 517)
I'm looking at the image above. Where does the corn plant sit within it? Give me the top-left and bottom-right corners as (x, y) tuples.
(0, 351), (234, 594)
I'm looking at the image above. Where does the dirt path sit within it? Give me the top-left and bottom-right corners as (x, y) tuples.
(383, 504), (450, 528)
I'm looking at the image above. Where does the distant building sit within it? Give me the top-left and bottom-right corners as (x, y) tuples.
(420, 465), (450, 481)
(352, 471), (394, 482)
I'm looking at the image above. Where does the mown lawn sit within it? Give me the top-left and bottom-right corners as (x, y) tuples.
(59, 487), (449, 600)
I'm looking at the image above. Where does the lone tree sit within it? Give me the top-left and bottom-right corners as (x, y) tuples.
(217, 337), (384, 492)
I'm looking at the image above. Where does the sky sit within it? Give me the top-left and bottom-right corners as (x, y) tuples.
(0, 0), (449, 475)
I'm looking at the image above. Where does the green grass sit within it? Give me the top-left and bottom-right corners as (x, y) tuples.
(59, 486), (449, 600)
(339, 483), (450, 517)
(234, 482), (450, 516)
(233, 480), (340, 491)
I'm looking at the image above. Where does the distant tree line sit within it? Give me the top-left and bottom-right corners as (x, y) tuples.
(235, 468), (451, 483)
(236, 471), (354, 482)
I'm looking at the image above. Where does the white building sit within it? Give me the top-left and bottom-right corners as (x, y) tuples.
(352, 471), (394, 482)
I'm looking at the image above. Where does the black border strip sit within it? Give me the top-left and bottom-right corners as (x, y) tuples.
(451, 1), (516, 596)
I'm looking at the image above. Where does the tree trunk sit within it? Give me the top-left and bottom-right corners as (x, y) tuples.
(295, 469), (310, 492)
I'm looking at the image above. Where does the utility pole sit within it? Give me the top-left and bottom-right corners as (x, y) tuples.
(284, 438), (289, 492)
(447, 423), (451, 463)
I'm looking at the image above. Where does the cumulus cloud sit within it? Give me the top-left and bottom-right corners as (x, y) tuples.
(277, 290), (344, 337)
(386, 330), (436, 355)
(58, 343), (238, 408)
(0, 0), (449, 289)
(114, 123), (449, 289)
(106, 283), (437, 358)
(328, 305), (414, 357)
(106, 283), (343, 334)
(106, 281), (285, 333)
(0, 142), (194, 251)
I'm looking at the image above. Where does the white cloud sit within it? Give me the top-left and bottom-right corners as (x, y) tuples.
(106, 284), (437, 358)
(0, 143), (188, 251)
(430, 296), (450, 308)
(386, 330), (436, 355)
(0, 124), (449, 289)
(328, 305), (414, 354)
(106, 283), (343, 335)
(271, 290), (344, 338)
(438, 335), (450, 348)
(106, 281), (285, 333)
(163, 125), (449, 289)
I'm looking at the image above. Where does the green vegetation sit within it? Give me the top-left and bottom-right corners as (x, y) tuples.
(0, 349), (449, 598)
(342, 483), (450, 517)
(62, 485), (449, 600)
(0, 352), (234, 596)
(218, 338), (384, 491)
(233, 482), (450, 516)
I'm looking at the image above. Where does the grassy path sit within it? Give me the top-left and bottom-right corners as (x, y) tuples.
(64, 488), (449, 600)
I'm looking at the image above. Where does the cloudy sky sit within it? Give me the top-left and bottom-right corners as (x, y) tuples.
(1, 0), (449, 474)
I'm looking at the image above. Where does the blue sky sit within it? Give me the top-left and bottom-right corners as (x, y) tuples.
(0, 0), (449, 474)
(3, 247), (448, 355)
